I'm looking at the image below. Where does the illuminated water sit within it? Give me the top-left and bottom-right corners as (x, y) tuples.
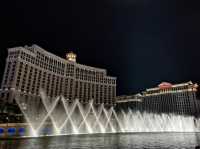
(4, 91), (200, 148)
(15, 91), (200, 137)
(0, 133), (200, 149)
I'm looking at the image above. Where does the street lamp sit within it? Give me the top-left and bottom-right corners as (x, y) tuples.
(21, 103), (27, 110)
(6, 116), (9, 127)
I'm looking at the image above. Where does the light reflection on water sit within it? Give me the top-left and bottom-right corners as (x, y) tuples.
(0, 133), (200, 149)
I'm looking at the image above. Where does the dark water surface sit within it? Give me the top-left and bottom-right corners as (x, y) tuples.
(0, 133), (200, 149)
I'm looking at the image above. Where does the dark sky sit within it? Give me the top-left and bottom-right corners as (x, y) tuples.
(0, 0), (200, 95)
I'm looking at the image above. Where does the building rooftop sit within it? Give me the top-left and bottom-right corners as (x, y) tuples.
(8, 44), (114, 75)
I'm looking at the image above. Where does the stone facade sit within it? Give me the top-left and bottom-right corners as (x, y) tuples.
(0, 45), (116, 106)
(116, 82), (199, 116)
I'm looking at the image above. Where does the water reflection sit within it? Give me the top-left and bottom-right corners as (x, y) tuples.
(0, 133), (200, 149)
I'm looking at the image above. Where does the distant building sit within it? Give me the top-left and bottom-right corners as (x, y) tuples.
(116, 81), (199, 116)
(0, 45), (116, 106)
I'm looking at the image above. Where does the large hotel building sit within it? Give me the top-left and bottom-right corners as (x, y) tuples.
(116, 82), (200, 116)
(0, 45), (116, 106)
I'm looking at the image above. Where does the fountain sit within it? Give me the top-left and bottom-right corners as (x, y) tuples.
(15, 91), (200, 137)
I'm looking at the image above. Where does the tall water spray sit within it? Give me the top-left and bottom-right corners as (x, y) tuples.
(15, 91), (200, 137)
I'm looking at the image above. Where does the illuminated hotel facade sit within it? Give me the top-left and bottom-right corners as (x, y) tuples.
(116, 82), (200, 116)
(0, 45), (116, 106)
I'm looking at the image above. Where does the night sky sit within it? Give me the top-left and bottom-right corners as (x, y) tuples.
(0, 0), (200, 95)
